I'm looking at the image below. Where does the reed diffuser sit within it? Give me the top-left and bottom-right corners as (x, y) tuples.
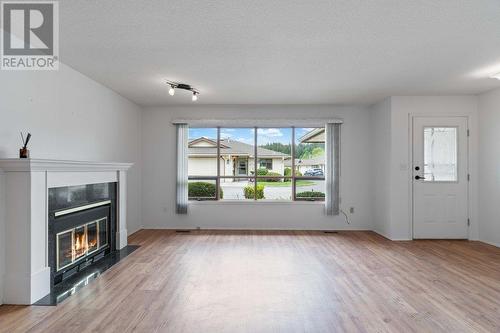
(19, 132), (31, 158)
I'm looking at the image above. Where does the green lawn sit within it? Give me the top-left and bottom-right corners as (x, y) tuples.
(257, 180), (315, 187)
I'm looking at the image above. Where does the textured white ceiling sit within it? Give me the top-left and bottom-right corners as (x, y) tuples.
(60, 0), (500, 106)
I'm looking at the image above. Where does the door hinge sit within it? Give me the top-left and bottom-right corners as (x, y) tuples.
(467, 174), (470, 181)
(467, 218), (470, 226)
(467, 129), (470, 137)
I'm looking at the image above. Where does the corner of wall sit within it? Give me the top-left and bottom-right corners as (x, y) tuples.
(0, 171), (5, 305)
(477, 88), (500, 247)
(369, 97), (393, 238)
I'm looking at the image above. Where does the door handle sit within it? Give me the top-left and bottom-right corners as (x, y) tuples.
(415, 175), (426, 180)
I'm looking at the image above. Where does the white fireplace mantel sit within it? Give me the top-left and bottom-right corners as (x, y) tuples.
(0, 159), (133, 305)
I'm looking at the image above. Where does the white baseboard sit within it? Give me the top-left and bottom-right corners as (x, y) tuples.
(116, 229), (128, 249)
(372, 229), (412, 241)
(30, 267), (51, 304)
(479, 239), (500, 248)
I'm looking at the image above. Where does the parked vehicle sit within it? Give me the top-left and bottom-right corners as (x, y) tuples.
(304, 168), (324, 176)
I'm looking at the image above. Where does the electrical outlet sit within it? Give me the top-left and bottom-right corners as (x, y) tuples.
(349, 207), (354, 214)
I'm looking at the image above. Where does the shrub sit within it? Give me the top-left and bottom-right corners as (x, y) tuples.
(284, 168), (301, 180)
(189, 182), (223, 199)
(256, 168), (269, 176)
(244, 184), (265, 199)
(262, 171), (282, 182)
(296, 191), (325, 199)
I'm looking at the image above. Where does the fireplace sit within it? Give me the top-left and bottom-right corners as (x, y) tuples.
(48, 183), (117, 286)
(56, 216), (107, 271)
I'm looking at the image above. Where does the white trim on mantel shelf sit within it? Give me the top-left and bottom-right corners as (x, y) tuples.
(0, 158), (133, 172)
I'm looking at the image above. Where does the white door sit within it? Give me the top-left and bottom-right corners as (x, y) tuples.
(412, 116), (468, 239)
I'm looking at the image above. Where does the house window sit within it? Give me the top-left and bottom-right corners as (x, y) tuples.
(187, 127), (326, 201)
(258, 159), (273, 170)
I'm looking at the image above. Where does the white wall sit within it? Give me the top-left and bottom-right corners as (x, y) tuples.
(142, 105), (373, 230)
(370, 98), (392, 238)
(0, 171), (5, 305)
(478, 88), (500, 247)
(0, 64), (143, 304)
(383, 96), (479, 240)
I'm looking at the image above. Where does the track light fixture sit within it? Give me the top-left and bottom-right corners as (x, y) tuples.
(166, 80), (199, 101)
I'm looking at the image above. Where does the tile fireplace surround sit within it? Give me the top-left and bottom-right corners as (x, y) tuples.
(0, 159), (133, 305)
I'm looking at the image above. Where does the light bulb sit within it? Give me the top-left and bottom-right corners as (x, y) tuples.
(491, 72), (500, 80)
(192, 92), (198, 101)
(168, 86), (175, 96)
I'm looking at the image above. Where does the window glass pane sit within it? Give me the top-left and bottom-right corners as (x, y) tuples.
(295, 179), (325, 200)
(188, 179), (218, 200)
(294, 127), (325, 177)
(188, 128), (218, 176)
(257, 178), (292, 200)
(219, 128), (255, 178)
(257, 128), (291, 177)
(423, 127), (457, 181)
(220, 178), (254, 200)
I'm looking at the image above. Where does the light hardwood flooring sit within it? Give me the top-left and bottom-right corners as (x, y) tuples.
(0, 230), (499, 332)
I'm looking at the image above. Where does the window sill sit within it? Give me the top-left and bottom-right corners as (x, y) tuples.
(189, 200), (325, 205)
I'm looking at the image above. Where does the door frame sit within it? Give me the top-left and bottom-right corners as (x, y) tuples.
(235, 157), (248, 176)
(409, 115), (471, 240)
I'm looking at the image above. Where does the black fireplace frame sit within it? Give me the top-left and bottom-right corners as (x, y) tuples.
(48, 183), (117, 286)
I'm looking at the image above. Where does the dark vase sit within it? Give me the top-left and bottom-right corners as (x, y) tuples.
(19, 147), (29, 158)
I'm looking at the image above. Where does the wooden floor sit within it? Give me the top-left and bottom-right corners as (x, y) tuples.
(1, 230), (499, 333)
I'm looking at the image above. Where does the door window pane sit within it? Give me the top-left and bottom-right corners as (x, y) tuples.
(257, 178), (292, 200)
(257, 128), (291, 177)
(295, 179), (326, 201)
(294, 128), (325, 177)
(219, 178), (254, 200)
(188, 179), (218, 200)
(188, 128), (218, 176)
(423, 127), (458, 181)
(220, 128), (255, 178)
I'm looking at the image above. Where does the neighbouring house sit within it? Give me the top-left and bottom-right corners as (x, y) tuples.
(188, 137), (289, 180)
(285, 156), (325, 174)
(299, 127), (325, 143)
(284, 127), (326, 174)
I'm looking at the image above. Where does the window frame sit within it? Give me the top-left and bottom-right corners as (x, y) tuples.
(258, 158), (273, 170)
(187, 126), (326, 202)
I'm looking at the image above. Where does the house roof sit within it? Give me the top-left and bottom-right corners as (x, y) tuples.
(188, 137), (289, 158)
(284, 156), (325, 167)
(299, 128), (325, 143)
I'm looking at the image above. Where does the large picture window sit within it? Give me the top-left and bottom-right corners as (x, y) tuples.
(187, 127), (326, 201)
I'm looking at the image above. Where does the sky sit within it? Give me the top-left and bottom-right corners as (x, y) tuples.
(189, 127), (316, 145)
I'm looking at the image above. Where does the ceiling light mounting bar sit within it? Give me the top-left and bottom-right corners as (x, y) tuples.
(166, 80), (199, 94)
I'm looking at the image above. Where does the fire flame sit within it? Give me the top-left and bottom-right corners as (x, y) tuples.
(72, 229), (97, 260)
(74, 232), (87, 259)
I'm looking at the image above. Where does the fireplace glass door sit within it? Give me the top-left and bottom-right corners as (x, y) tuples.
(74, 226), (87, 260)
(56, 217), (109, 271)
(57, 230), (73, 270)
(87, 222), (98, 253)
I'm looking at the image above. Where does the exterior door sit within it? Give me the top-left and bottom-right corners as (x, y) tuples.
(412, 116), (468, 239)
(237, 158), (247, 176)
